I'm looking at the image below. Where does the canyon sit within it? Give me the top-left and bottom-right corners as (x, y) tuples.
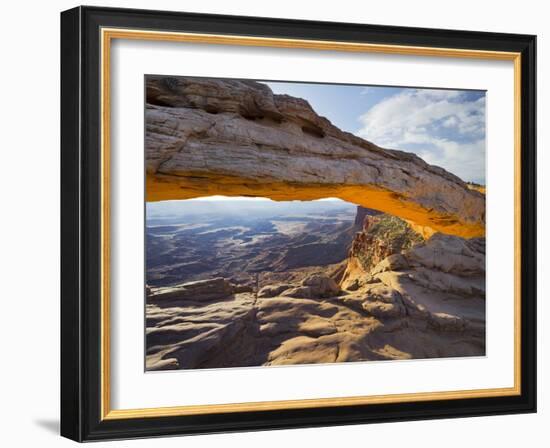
(146, 203), (485, 370)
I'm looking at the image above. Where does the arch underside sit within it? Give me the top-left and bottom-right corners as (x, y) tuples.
(147, 173), (485, 239)
(144, 76), (485, 239)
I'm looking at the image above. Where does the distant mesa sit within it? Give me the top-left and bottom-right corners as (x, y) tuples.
(147, 277), (235, 305)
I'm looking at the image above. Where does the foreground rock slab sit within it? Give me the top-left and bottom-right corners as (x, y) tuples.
(146, 235), (485, 370)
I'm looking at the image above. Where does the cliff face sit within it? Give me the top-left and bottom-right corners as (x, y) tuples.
(340, 207), (485, 352)
(145, 76), (485, 238)
(343, 206), (484, 280)
(342, 209), (424, 289)
(353, 205), (382, 228)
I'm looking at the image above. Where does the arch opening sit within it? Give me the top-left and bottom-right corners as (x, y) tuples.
(146, 173), (484, 239)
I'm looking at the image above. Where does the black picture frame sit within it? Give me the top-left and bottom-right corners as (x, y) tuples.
(61, 5), (537, 442)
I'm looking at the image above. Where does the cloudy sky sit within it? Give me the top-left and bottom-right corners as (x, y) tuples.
(264, 81), (486, 184)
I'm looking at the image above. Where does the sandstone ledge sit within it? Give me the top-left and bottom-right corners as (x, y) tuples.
(145, 76), (485, 238)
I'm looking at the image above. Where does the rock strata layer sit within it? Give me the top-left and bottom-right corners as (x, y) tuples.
(145, 76), (485, 238)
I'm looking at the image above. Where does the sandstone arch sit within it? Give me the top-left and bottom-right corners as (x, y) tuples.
(146, 76), (485, 238)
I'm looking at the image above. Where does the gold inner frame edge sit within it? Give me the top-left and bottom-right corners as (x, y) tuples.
(100, 27), (522, 420)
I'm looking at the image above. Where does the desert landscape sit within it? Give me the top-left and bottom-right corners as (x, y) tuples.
(144, 75), (486, 371)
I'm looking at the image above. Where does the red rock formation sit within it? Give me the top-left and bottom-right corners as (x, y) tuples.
(343, 213), (424, 289)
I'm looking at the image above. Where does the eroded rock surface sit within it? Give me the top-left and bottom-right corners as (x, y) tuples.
(145, 76), (485, 238)
(148, 277), (234, 305)
(146, 227), (485, 370)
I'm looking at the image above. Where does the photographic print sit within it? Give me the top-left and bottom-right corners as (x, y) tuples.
(61, 9), (536, 440)
(144, 75), (487, 371)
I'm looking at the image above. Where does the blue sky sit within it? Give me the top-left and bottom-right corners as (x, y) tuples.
(264, 81), (486, 184)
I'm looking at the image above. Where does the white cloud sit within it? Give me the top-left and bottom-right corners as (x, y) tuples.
(356, 89), (486, 183)
(442, 116), (458, 128)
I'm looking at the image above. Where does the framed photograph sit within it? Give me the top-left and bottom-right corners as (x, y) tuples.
(60, 6), (536, 441)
